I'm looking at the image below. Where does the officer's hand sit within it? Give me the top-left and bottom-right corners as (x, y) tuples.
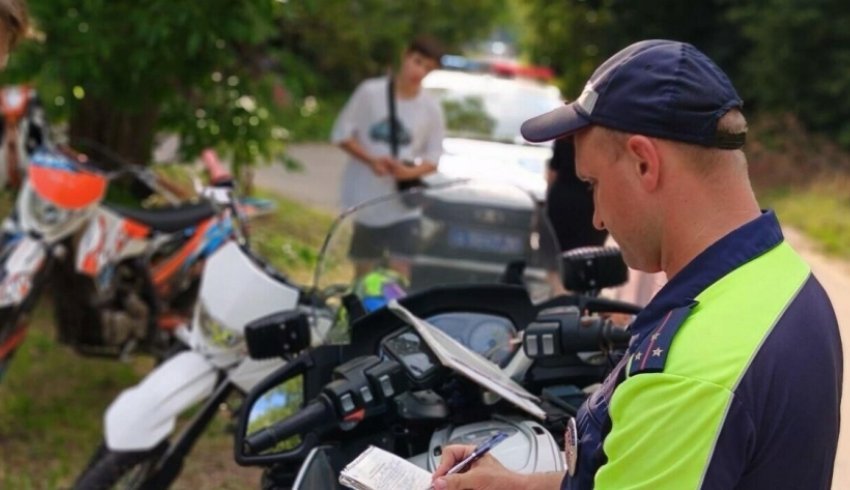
(431, 445), (521, 490)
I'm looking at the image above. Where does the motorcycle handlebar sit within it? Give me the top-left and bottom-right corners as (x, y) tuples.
(525, 308), (631, 359)
(243, 397), (334, 455)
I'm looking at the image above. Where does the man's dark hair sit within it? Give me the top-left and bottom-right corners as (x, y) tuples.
(407, 35), (445, 66)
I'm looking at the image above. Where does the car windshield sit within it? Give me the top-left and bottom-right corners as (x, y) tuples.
(424, 71), (563, 144)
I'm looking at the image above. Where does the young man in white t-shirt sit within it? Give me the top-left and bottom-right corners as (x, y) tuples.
(331, 35), (446, 279)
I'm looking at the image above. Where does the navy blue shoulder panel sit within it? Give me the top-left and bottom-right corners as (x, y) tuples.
(629, 301), (698, 375)
(700, 275), (842, 489)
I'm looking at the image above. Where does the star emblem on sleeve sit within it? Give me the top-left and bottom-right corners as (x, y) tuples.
(652, 347), (664, 357)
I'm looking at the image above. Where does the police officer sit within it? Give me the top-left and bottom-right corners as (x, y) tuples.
(431, 39), (842, 490)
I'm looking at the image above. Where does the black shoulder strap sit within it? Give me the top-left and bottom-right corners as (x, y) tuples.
(387, 72), (399, 158)
(628, 301), (698, 375)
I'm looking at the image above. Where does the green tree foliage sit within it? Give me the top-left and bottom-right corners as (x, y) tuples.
(517, 0), (741, 99)
(518, 0), (850, 147)
(2, 1), (506, 174)
(4, 1), (288, 171)
(729, 0), (850, 146)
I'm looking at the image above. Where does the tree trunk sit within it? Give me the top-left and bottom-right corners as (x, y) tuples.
(68, 96), (159, 168)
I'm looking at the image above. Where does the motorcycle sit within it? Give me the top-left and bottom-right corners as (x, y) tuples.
(55, 148), (249, 360)
(0, 145), (245, 379)
(71, 180), (567, 489)
(232, 244), (637, 489)
(225, 181), (637, 488)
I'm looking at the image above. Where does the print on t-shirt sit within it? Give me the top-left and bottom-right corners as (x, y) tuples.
(369, 117), (412, 146)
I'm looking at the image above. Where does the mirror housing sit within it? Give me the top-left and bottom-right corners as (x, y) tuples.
(561, 246), (628, 294)
(245, 310), (311, 360)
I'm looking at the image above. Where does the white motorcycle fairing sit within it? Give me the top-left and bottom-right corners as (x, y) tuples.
(419, 417), (564, 474)
(104, 350), (217, 451)
(75, 207), (148, 282)
(0, 235), (47, 308)
(188, 241), (301, 367)
(227, 356), (286, 394)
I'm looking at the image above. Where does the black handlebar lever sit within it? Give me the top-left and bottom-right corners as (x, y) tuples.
(524, 306), (631, 359)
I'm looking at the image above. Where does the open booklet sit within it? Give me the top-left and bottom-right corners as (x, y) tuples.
(339, 445), (432, 490)
(388, 300), (546, 420)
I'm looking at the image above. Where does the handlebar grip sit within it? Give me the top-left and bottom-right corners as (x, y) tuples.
(600, 320), (631, 346)
(201, 148), (233, 185)
(243, 398), (333, 455)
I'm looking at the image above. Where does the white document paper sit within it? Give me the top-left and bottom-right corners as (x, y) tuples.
(388, 300), (546, 420)
(339, 445), (432, 490)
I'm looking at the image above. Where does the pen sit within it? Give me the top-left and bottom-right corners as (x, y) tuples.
(433, 430), (510, 486)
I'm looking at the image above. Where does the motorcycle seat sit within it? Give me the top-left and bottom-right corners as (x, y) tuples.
(106, 200), (218, 233)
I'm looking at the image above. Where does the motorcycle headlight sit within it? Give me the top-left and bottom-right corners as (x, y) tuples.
(198, 301), (242, 348)
(29, 191), (73, 228)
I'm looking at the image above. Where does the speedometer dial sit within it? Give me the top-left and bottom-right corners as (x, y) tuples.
(426, 312), (517, 366)
(468, 320), (515, 365)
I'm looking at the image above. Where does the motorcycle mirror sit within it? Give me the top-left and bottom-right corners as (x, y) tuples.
(245, 311), (311, 360)
(235, 351), (321, 466)
(560, 246), (628, 294)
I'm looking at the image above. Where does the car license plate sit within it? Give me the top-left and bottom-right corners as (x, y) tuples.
(447, 227), (524, 255)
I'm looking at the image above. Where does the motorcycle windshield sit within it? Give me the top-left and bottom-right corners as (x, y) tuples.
(311, 180), (560, 344)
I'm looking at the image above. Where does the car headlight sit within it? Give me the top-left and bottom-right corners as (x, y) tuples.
(198, 301), (242, 348)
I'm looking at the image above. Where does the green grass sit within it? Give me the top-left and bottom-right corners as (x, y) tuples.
(758, 177), (850, 259)
(249, 189), (336, 285)
(0, 302), (149, 488)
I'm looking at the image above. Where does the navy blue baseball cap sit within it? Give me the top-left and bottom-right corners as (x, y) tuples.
(521, 40), (745, 149)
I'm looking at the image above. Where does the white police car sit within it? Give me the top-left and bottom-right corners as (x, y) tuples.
(423, 62), (563, 200)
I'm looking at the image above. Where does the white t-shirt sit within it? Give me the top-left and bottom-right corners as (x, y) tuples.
(331, 76), (445, 225)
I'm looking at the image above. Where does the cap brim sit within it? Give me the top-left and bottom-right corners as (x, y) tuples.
(521, 102), (591, 143)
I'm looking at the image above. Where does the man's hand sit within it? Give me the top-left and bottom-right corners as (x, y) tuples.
(389, 161), (421, 181)
(432, 445), (565, 490)
(369, 156), (397, 176)
(431, 445), (520, 490)
(389, 159), (437, 181)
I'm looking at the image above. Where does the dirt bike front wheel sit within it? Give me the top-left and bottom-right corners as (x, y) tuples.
(73, 441), (168, 490)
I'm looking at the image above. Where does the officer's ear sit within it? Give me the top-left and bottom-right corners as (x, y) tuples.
(625, 135), (661, 193)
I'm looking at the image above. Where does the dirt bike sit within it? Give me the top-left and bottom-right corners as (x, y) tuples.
(0, 145), (247, 380)
(71, 179), (568, 489)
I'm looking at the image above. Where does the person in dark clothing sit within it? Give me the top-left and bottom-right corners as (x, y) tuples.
(545, 137), (608, 252)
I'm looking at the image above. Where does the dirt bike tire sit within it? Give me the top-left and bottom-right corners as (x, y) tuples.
(73, 441), (168, 490)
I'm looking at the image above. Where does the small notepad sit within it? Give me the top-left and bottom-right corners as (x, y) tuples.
(339, 445), (432, 490)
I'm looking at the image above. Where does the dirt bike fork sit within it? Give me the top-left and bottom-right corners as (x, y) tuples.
(140, 374), (235, 489)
